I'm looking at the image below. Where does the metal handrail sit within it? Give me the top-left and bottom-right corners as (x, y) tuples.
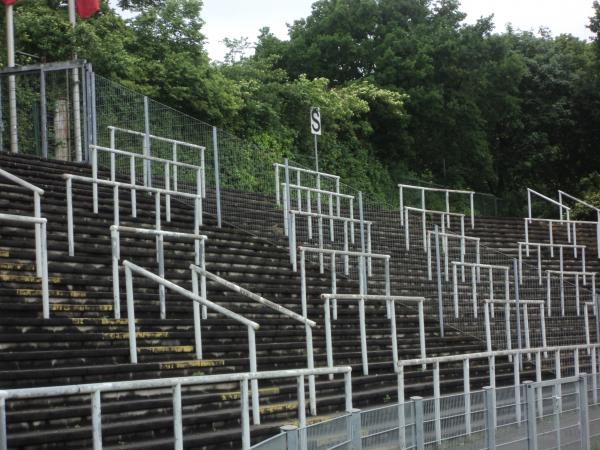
(395, 342), (600, 447)
(108, 125), (206, 150)
(122, 260), (262, 426)
(527, 188), (570, 222)
(0, 365), (353, 450)
(404, 207), (466, 252)
(92, 145), (201, 170)
(558, 190), (599, 214)
(0, 213), (49, 318)
(545, 269), (597, 318)
(399, 183), (475, 229)
(321, 293), (426, 372)
(523, 216), (600, 259)
(518, 241), (587, 287)
(426, 230), (480, 281)
(110, 225), (208, 321)
(0, 168), (44, 276)
(63, 174), (202, 256)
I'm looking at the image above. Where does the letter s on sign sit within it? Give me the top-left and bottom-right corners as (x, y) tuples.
(310, 107), (321, 135)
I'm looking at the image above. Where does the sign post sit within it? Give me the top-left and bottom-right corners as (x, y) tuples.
(310, 107), (321, 172)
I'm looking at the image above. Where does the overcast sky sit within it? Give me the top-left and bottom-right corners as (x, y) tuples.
(201, 0), (596, 62)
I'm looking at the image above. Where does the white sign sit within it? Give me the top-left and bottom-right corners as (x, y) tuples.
(310, 107), (321, 135)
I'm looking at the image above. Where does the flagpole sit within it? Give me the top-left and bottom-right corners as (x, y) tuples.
(6, 3), (18, 153)
(68, 0), (82, 161)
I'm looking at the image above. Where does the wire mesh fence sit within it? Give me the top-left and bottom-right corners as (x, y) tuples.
(250, 374), (600, 450)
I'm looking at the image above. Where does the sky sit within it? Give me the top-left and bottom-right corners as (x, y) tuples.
(201, 0), (597, 62)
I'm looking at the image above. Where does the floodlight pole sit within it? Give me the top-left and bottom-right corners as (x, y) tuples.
(68, 0), (83, 162)
(5, 3), (18, 153)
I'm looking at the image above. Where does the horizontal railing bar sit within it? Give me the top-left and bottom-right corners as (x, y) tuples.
(0, 213), (46, 224)
(273, 163), (340, 181)
(289, 209), (371, 224)
(191, 265), (315, 327)
(397, 343), (600, 368)
(518, 241), (585, 249)
(123, 261), (259, 330)
(0, 168), (44, 195)
(298, 246), (390, 259)
(546, 270), (596, 276)
(483, 299), (544, 305)
(111, 225), (207, 241)
(558, 190), (600, 213)
(0, 366), (352, 400)
(282, 183), (354, 199)
(526, 217), (597, 225)
(321, 294), (425, 302)
(450, 261), (508, 271)
(63, 174), (201, 200)
(398, 183), (474, 195)
(426, 230), (480, 241)
(107, 126), (205, 150)
(404, 206), (465, 217)
(92, 145), (201, 170)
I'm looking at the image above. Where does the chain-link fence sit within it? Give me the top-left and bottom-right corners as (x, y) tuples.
(251, 373), (600, 450)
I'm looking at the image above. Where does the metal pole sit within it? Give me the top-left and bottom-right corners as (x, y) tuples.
(414, 397), (424, 450)
(484, 386), (496, 450)
(172, 383), (183, 450)
(91, 390), (102, 450)
(67, 177), (75, 256)
(6, 4), (18, 154)
(579, 375), (590, 449)
(212, 126), (222, 228)
(525, 381), (538, 450)
(40, 68), (48, 158)
(434, 226), (445, 337)
(0, 394), (6, 450)
(314, 134), (318, 172)
(143, 96), (150, 187)
(111, 228), (121, 320)
(513, 259), (523, 367)
(240, 379), (250, 450)
(125, 265), (137, 363)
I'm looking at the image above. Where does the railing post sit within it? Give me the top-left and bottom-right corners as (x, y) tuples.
(578, 374), (590, 450)
(248, 327), (260, 425)
(525, 381), (538, 450)
(158, 234), (166, 320)
(40, 221), (49, 320)
(33, 191), (42, 276)
(350, 408), (362, 450)
(173, 383), (183, 450)
(281, 425), (298, 450)
(143, 96), (150, 187)
(111, 228), (121, 320)
(190, 266), (203, 359)
(240, 378), (251, 450)
(91, 390), (102, 450)
(212, 126), (222, 228)
(484, 386), (496, 450)
(413, 396), (424, 450)
(434, 225), (445, 337)
(125, 265), (137, 364)
(0, 392), (7, 450)
(67, 177), (75, 256)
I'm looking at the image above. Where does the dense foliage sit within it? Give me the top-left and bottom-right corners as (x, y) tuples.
(2, 0), (600, 208)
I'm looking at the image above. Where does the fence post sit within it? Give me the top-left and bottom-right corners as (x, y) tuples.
(281, 425), (299, 450)
(513, 258), (523, 369)
(212, 126), (222, 228)
(143, 95), (150, 187)
(484, 386), (496, 450)
(578, 374), (590, 450)
(91, 390), (102, 450)
(90, 68), (97, 147)
(434, 225), (445, 337)
(40, 67), (48, 159)
(0, 391), (7, 450)
(525, 381), (538, 450)
(413, 396), (424, 450)
(350, 408), (362, 450)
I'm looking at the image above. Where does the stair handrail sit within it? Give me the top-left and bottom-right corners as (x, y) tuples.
(545, 269), (597, 318)
(404, 206), (466, 252)
(110, 225), (208, 321)
(527, 188), (570, 222)
(90, 145), (204, 222)
(524, 217), (600, 259)
(321, 293), (427, 373)
(274, 162), (340, 207)
(0, 213), (49, 318)
(395, 342), (600, 448)
(517, 241), (586, 285)
(399, 183), (475, 229)
(426, 230), (481, 281)
(122, 260), (264, 425)
(0, 167), (44, 276)
(63, 174), (202, 256)
(107, 125), (206, 195)
(0, 365), (353, 450)
(558, 190), (600, 258)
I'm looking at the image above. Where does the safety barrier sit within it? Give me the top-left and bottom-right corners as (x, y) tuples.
(0, 365), (352, 450)
(398, 183), (475, 228)
(110, 225), (207, 320)
(426, 230), (480, 281)
(527, 188), (570, 222)
(107, 125), (206, 196)
(545, 269), (596, 317)
(63, 174), (203, 256)
(403, 206), (465, 251)
(190, 264), (317, 421)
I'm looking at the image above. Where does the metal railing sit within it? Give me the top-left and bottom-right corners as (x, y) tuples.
(107, 125), (206, 195)
(523, 217), (599, 258)
(190, 264), (317, 421)
(274, 163), (340, 208)
(256, 372), (598, 450)
(0, 213), (49, 318)
(110, 225), (207, 320)
(64, 174), (203, 256)
(517, 241), (586, 285)
(403, 207), (465, 251)
(0, 168), (44, 276)
(399, 183), (475, 228)
(545, 269), (597, 317)
(321, 293), (426, 373)
(527, 188), (571, 222)
(0, 365), (352, 450)
(426, 230), (480, 281)
(91, 145), (205, 222)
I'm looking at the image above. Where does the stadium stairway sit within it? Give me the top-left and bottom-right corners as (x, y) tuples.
(0, 152), (578, 449)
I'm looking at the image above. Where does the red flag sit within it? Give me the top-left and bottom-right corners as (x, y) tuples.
(0, 0), (16, 6)
(76, 0), (99, 18)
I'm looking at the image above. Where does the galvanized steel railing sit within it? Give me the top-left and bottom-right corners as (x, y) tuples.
(527, 188), (571, 222)
(63, 174), (203, 256)
(0, 365), (353, 450)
